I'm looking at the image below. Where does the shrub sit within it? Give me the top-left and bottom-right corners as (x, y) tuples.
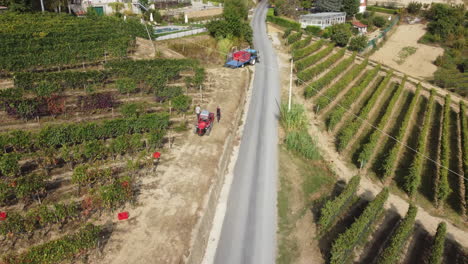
(330, 23), (352, 47)
(283, 28), (293, 39)
(305, 25), (322, 36)
(407, 1), (422, 14)
(428, 222), (446, 264)
(266, 15), (301, 31)
(291, 36), (312, 51)
(348, 35), (368, 51)
(366, 6), (399, 14)
(287, 32), (303, 45)
(373, 16), (387, 28)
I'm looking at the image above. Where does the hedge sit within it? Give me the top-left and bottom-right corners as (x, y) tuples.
(428, 222), (447, 264)
(283, 28), (293, 39)
(3, 224), (101, 264)
(317, 175), (360, 235)
(287, 32), (303, 45)
(291, 36), (312, 51)
(326, 65), (380, 130)
(304, 49), (356, 98)
(460, 102), (468, 206)
(337, 71), (393, 152)
(266, 15), (301, 31)
(329, 188), (389, 264)
(367, 6), (399, 14)
(376, 205), (417, 264)
(357, 76), (406, 168)
(381, 86), (423, 178)
(292, 39), (325, 61)
(295, 43), (334, 72)
(404, 87), (435, 196)
(315, 59), (368, 112)
(435, 95), (452, 207)
(298, 48), (347, 83)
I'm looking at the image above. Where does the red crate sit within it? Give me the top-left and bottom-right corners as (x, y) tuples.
(0, 212), (7, 221)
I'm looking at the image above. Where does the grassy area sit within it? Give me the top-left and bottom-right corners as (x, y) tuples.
(277, 146), (335, 264)
(394, 46), (418, 65)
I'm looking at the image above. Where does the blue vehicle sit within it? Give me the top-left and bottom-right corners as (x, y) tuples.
(224, 48), (259, 68)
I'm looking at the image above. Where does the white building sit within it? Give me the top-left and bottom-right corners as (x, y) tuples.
(359, 0), (367, 13)
(299, 12), (346, 29)
(72, 0), (143, 16)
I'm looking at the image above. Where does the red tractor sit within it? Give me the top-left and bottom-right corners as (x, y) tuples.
(195, 110), (215, 136)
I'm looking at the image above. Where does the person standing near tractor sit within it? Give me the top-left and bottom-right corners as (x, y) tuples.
(216, 106), (221, 123)
(195, 105), (201, 119)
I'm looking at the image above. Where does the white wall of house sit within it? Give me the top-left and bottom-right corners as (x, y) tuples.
(81, 0), (142, 15)
(359, 0), (366, 13)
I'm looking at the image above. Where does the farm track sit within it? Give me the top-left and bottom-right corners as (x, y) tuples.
(318, 65), (368, 118)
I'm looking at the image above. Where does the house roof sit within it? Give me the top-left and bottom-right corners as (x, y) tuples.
(352, 20), (367, 28)
(0, 6), (8, 10)
(300, 12), (346, 20)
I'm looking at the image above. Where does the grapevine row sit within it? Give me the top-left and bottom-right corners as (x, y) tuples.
(357, 76), (406, 168)
(376, 205), (417, 264)
(287, 32), (303, 45)
(326, 65), (381, 130)
(435, 95), (452, 208)
(304, 52), (355, 99)
(3, 224), (102, 264)
(336, 72), (393, 152)
(460, 102), (468, 206)
(292, 39), (324, 61)
(291, 36), (312, 51)
(329, 188), (389, 264)
(380, 86), (423, 178)
(403, 88), (435, 196)
(428, 222), (447, 264)
(317, 175), (360, 235)
(314, 59), (368, 112)
(298, 48), (346, 83)
(294, 43), (334, 72)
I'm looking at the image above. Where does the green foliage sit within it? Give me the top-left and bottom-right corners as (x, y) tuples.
(372, 16), (387, 28)
(15, 173), (47, 201)
(381, 86), (423, 178)
(295, 43), (334, 72)
(342, 0), (360, 17)
(348, 35), (368, 51)
(72, 165), (112, 186)
(97, 177), (133, 209)
(404, 88), (435, 195)
(116, 78), (138, 95)
(0, 13), (148, 71)
(304, 25), (322, 36)
(171, 95), (192, 113)
(337, 71), (393, 152)
(287, 32), (303, 45)
(108, 2), (125, 13)
(318, 175), (360, 234)
(280, 103), (308, 132)
(426, 4), (465, 40)
(357, 76), (406, 168)
(292, 39), (325, 61)
(299, 48), (347, 83)
(14, 70), (110, 90)
(283, 28), (293, 39)
(0, 153), (20, 177)
(3, 224), (101, 264)
(428, 222), (447, 264)
(407, 1), (422, 14)
(266, 15), (301, 31)
(120, 103), (145, 118)
(206, 0), (252, 43)
(460, 102), (468, 206)
(366, 5), (399, 14)
(291, 36), (312, 51)
(330, 23), (352, 47)
(315, 59), (368, 112)
(330, 188), (389, 264)
(147, 130), (166, 148)
(376, 205), (418, 264)
(435, 94), (452, 207)
(327, 65), (380, 130)
(303, 51), (355, 98)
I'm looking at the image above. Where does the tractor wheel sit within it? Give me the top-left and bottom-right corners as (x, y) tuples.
(250, 59), (256, 65)
(207, 127), (212, 136)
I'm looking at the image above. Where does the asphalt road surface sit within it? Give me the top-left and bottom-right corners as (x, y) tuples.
(214, 1), (280, 264)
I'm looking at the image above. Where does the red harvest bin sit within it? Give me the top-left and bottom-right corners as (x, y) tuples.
(232, 51), (251, 63)
(153, 152), (161, 159)
(0, 212), (7, 221)
(118, 212), (129, 220)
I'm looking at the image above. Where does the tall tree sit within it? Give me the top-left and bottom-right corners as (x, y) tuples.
(342, 0), (359, 16)
(315, 0), (342, 12)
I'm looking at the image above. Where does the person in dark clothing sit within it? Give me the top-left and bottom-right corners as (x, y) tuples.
(216, 106), (221, 123)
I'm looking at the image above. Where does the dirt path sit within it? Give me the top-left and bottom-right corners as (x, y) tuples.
(370, 24), (444, 79)
(274, 35), (468, 248)
(98, 67), (249, 264)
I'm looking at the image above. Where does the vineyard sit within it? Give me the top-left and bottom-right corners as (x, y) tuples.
(276, 27), (468, 263)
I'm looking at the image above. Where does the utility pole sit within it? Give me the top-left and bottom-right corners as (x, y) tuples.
(288, 58), (293, 112)
(40, 0), (45, 12)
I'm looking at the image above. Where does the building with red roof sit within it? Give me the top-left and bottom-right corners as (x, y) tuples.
(352, 20), (368, 34)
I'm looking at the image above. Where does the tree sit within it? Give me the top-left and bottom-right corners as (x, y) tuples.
(315, 0), (342, 12)
(330, 23), (352, 47)
(407, 2), (422, 14)
(206, 0), (252, 43)
(342, 0), (359, 17)
(348, 35), (368, 51)
(372, 16), (386, 28)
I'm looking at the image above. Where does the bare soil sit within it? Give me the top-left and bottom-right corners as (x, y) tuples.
(370, 24), (444, 79)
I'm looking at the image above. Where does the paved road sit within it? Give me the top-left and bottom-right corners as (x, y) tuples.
(214, 1), (280, 264)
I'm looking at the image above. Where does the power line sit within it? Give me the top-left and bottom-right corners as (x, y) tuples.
(175, 32), (468, 182)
